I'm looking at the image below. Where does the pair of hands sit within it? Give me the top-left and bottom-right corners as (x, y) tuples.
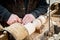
(7, 14), (35, 25)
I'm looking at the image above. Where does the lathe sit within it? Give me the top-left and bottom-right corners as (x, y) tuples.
(0, 2), (60, 40)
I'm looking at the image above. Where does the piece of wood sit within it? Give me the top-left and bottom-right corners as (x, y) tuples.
(4, 23), (28, 40)
(3, 15), (47, 40)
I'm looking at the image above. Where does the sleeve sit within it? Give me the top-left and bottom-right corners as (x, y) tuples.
(0, 5), (11, 22)
(30, 0), (49, 18)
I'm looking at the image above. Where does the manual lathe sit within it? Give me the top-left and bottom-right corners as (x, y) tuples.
(0, 2), (60, 40)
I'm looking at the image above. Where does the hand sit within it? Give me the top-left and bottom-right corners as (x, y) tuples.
(22, 14), (35, 25)
(7, 14), (22, 25)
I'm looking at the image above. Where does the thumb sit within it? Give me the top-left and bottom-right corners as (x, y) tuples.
(17, 18), (22, 23)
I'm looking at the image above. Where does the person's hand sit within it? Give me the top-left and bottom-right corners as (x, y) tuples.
(7, 14), (22, 25)
(22, 14), (35, 25)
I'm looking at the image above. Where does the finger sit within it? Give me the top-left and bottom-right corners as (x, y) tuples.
(23, 17), (29, 24)
(8, 19), (17, 25)
(24, 17), (30, 24)
(22, 15), (28, 21)
(7, 20), (13, 25)
(23, 17), (33, 25)
(24, 18), (31, 24)
(17, 18), (22, 23)
(27, 17), (33, 23)
(7, 19), (13, 25)
(22, 16), (28, 24)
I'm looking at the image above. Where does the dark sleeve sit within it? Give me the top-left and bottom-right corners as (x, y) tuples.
(0, 5), (11, 22)
(30, 0), (49, 18)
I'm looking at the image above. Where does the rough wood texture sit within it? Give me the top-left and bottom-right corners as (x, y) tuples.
(4, 23), (28, 40)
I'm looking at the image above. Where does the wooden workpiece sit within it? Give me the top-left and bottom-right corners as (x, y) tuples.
(3, 15), (47, 40)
